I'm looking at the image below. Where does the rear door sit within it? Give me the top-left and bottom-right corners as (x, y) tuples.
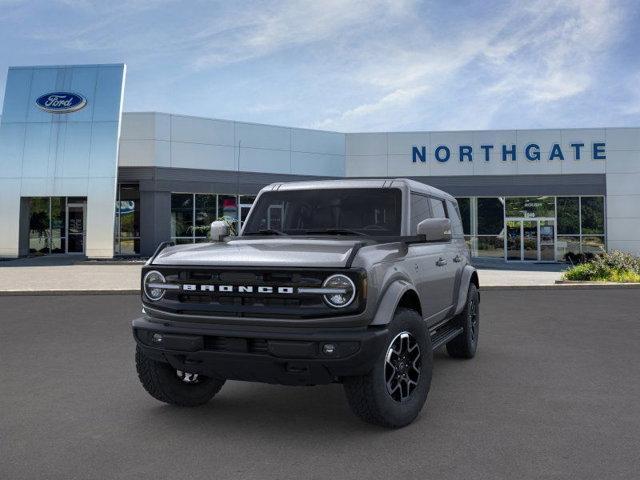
(428, 197), (458, 313)
(445, 199), (469, 300)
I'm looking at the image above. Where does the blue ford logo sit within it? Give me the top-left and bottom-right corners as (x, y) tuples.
(35, 92), (87, 114)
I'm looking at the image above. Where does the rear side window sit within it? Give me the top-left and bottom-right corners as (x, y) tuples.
(410, 193), (431, 234)
(430, 198), (447, 219)
(446, 200), (464, 237)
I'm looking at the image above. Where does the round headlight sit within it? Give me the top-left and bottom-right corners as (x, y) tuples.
(322, 274), (356, 308)
(143, 270), (166, 301)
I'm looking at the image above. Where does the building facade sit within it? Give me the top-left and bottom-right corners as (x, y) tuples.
(1, 64), (639, 261)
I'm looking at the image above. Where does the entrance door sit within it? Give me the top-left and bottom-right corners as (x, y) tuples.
(539, 220), (555, 261)
(66, 203), (86, 254)
(504, 218), (555, 261)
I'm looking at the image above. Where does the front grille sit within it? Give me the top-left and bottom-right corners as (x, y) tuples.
(143, 267), (365, 319)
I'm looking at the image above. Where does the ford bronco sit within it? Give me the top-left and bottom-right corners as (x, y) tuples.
(133, 179), (480, 428)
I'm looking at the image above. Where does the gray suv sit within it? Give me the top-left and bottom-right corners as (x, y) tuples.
(133, 179), (479, 428)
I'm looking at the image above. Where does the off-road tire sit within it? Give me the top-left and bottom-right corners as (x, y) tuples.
(446, 283), (479, 359)
(135, 345), (225, 406)
(343, 308), (433, 428)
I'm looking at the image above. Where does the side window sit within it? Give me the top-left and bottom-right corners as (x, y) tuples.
(447, 200), (464, 237)
(430, 198), (447, 219)
(410, 193), (431, 234)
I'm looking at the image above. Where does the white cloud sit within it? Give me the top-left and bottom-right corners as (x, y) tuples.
(314, 0), (625, 130)
(191, 0), (413, 69)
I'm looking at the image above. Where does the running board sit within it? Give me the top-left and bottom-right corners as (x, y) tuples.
(430, 326), (464, 350)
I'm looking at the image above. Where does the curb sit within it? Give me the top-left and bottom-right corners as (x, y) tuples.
(483, 283), (640, 290)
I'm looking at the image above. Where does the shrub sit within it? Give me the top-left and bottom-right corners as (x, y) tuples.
(563, 252), (595, 265)
(563, 250), (640, 282)
(594, 250), (640, 273)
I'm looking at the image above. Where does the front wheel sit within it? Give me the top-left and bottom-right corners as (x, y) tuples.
(135, 345), (225, 407)
(343, 308), (433, 428)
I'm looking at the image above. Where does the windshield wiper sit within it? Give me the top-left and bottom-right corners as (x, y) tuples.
(302, 228), (366, 236)
(244, 229), (288, 236)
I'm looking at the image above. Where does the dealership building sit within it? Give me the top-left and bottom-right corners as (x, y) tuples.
(1, 63), (639, 261)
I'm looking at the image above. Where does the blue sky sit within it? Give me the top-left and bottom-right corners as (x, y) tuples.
(1, 0), (639, 131)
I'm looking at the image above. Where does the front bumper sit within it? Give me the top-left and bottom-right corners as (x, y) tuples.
(132, 316), (389, 386)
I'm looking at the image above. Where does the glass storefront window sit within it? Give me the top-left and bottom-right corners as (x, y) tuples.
(50, 197), (65, 243)
(557, 197), (579, 234)
(581, 197), (605, 234)
(455, 198), (471, 235)
(27, 196), (85, 255)
(582, 236), (606, 254)
(505, 196), (555, 218)
(195, 194), (217, 240)
(218, 195), (238, 234)
(468, 195), (606, 261)
(171, 193), (194, 239)
(557, 236), (581, 259)
(477, 198), (504, 235)
(114, 184), (140, 255)
(476, 235), (504, 258)
(170, 193), (254, 243)
(29, 198), (50, 254)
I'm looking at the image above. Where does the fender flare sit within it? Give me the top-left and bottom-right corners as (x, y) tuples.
(370, 280), (420, 326)
(454, 265), (479, 315)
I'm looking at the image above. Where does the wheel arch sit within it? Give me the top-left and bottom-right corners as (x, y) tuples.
(371, 280), (422, 325)
(454, 265), (480, 315)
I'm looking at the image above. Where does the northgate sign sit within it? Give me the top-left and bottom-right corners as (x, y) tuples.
(412, 142), (606, 163)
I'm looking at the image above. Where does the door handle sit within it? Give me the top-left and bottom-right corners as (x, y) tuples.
(453, 255), (462, 263)
(436, 257), (447, 267)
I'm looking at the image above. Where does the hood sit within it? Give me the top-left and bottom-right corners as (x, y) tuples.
(151, 237), (362, 268)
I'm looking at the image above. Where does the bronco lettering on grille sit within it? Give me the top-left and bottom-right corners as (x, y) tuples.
(181, 284), (295, 294)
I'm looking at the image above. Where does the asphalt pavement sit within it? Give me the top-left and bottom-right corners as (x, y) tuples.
(1, 290), (639, 480)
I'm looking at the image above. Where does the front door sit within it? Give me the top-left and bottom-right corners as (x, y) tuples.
(505, 219), (555, 261)
(66, 203), (86, 254)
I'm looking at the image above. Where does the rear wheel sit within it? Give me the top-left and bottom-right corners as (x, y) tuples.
(446, 283), (479, 359)
(343, 308), (433, 428)
(135, 345), (225, 406)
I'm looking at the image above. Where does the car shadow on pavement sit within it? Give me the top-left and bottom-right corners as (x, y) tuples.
(132, 352), (452, 436)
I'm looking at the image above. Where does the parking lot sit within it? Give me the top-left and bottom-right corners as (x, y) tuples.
(1, 289), (639, 480)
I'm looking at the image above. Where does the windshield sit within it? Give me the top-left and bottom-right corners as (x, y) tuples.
(242, 188), (402, 236)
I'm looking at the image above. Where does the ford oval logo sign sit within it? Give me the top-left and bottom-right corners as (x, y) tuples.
(35, 92), (87, 114)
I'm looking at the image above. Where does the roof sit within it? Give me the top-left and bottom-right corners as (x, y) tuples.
(263, 178), (455, 201)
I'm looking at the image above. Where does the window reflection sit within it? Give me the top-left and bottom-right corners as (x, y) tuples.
(114, 184), (140, 255)
(170, 193), (255, 243)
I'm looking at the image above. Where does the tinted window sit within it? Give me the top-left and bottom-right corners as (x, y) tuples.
(243, 188), (402, 236)
(430, 198), (447, 219)
(410, 193), (431, 234)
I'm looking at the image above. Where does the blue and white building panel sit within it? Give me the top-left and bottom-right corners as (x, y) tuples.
(0, 64), (126, 258)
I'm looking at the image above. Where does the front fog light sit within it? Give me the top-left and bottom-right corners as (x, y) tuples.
(143, 270), (166, 301)
(322, 274), (356, 308)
